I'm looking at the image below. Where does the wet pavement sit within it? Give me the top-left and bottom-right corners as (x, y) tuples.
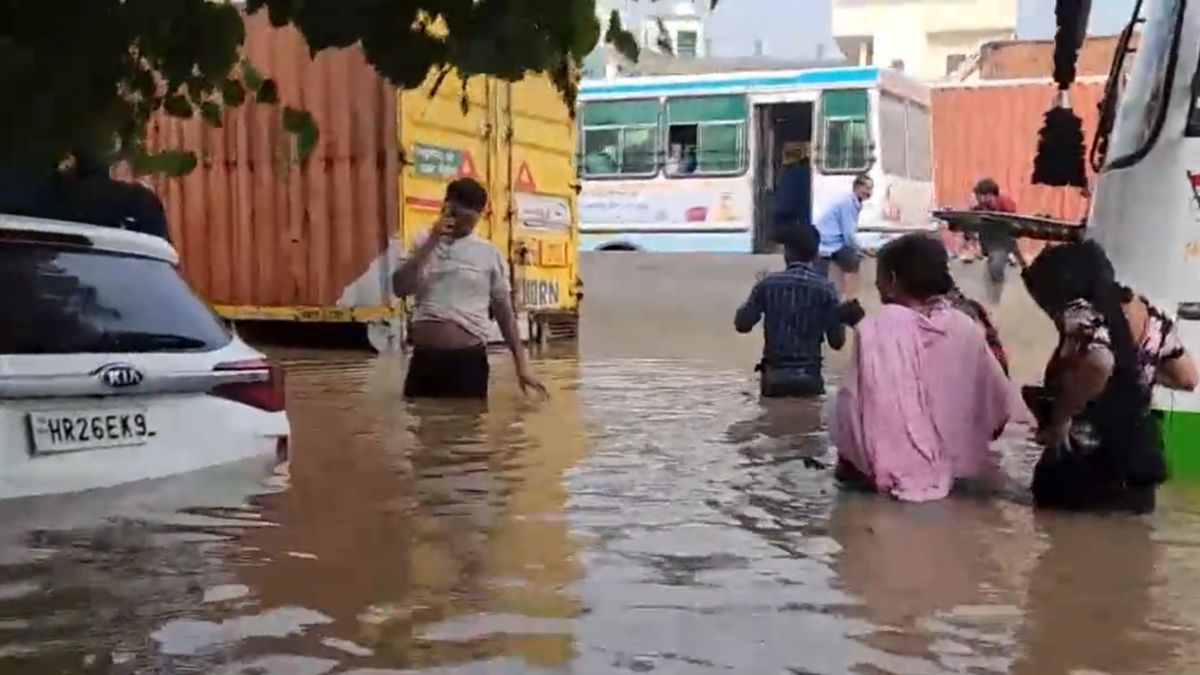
(5, 252), (1200, 674)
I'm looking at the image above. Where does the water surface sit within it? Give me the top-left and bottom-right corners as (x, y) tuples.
(2, 253), (1199, 674)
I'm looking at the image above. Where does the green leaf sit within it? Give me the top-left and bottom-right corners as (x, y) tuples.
(163, 95), (195, 119)
(131, 150), (198, 178)
(604, 9), (624, 43)
(605, 10), (640, 62)
(654, 18), (674, 56)
(0, 0), (634, 171)
(222, 79), (247, 107)
(256, 79), (279, 104)
(282, 106), (319, 163)
(242, 60), (265, 92)
(200, 101), (224, 127)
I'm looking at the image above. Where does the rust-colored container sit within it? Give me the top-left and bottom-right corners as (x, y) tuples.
(931, 78), (1105, 221)
(132, 13), (582, 350)
(138, 13), (399, 327)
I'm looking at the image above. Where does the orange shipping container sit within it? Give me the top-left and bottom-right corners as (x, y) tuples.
(931, 78), (1106, 221)
(135, 13), (581, 350)
(139, 12), (398, 331)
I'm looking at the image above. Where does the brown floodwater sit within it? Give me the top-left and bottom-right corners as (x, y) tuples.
(4, 253), (1200, 674)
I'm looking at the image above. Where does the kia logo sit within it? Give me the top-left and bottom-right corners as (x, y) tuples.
(95, 363), (144, 389)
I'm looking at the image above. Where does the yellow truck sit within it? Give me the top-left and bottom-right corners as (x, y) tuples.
(140, 14), (581, 351)
(396, 71), (582, 348)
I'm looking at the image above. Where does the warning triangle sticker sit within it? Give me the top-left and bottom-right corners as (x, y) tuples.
(458, 151), (476, 178)
(515, 161), (536, 192)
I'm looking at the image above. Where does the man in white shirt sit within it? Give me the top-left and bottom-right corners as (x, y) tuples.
(392, 178), (547, 399)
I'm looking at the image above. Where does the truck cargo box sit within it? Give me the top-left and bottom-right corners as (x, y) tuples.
(136, 13), (581, 351)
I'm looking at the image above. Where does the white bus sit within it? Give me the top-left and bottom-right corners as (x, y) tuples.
(1091, 0), (1200, 476)
(576, 66), (936, 253)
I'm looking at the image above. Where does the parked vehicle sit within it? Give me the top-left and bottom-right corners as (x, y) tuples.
(576, 66), (935, 253)
(0, 215), (289, 499)
(135, 13), (581, 351)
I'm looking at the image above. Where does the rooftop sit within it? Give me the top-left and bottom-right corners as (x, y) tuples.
(595, 46), (847, 77)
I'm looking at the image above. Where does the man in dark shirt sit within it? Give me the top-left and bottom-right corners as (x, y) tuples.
(771, 142), (812, 236)
(735, 224), (851, 398)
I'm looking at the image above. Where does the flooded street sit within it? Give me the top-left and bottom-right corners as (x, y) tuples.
(6, 252), (1200, 674)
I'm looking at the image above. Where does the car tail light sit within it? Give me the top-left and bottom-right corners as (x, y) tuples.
(211, 359), (286, 412)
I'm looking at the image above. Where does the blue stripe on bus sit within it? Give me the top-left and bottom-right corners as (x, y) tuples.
(580, 231), (754, 253)
(579, 67), (881, 98)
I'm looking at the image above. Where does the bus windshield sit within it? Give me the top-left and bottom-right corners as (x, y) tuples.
(1105, 0), (1184, 166)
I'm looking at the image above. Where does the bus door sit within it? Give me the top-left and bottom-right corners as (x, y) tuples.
(752, 99), (816, 252)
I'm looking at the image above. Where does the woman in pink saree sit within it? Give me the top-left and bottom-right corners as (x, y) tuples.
(832, 234), (1016, 502)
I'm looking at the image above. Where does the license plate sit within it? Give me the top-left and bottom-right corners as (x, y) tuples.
(27, 408), (154, 455)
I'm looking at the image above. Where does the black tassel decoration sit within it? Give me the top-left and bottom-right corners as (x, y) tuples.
(1052, 0), (1089, 87)
(1032, 97), (1088, 188)
(1032, 0), (1091, 188)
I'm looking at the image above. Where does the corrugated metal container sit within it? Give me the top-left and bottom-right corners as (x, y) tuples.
(135, 13), (581, 349)
(141, 13), (398, 324)
(931, 78), (1105, 221)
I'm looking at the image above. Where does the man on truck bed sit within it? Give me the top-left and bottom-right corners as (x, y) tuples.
(969, 177), (1018, 305)
(392, 178), (547, 400)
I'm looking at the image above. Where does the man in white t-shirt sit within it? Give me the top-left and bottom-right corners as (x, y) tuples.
(392, 178), (547, 399)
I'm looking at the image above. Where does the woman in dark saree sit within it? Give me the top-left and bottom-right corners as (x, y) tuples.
(1021, 241), (1196, 513)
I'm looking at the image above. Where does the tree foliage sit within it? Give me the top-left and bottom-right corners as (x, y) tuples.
(0, 0), (717, 176)
(3, 0), (263, 174)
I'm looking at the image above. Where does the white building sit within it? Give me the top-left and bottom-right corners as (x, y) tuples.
(642, 2), (709, 59)
(832, 0), (1018, 80)
(582, 0), (710, 80)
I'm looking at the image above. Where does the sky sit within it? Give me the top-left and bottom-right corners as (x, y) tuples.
(621, 0), (1141, 60)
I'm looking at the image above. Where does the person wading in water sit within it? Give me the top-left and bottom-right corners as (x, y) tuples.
(392, 178), (547, 400)
(832, 233), (1014, 502)
(814, 174), (872, 301)
(735, 224), (857, 397)
(1021, 240), (1197, 513)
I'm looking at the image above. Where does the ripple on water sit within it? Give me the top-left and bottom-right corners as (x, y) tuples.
(0, 280), (1199, 675)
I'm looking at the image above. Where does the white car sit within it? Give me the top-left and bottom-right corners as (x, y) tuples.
(0, 215), (289, 499)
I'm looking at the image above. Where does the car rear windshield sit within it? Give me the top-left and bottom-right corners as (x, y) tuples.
(0, 240), (231, 354)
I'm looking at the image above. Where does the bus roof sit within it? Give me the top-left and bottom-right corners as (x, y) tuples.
(579, 66), (928, 102)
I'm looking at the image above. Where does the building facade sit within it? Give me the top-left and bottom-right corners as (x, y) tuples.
(582, 0), (710, 80)
(832, 0), (1019, 80)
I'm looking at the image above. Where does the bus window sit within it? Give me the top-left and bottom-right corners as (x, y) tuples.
(1107, 0), (1184, 167)
(906, 101), (932, 181)
(579, 100), (660, 177)
(664, 95), (748, 176)
(819, 89), (871, 174)
(879, 92), (908, 178)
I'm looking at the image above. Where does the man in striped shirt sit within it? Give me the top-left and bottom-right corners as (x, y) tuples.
(735, 225), (850, 397)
